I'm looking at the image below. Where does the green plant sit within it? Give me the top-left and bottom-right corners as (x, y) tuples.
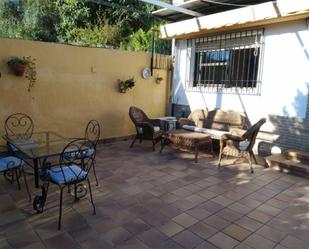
(119, 77), (135, 93)
(7, 56), (37, 92)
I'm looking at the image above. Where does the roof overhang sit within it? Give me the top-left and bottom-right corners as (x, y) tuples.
(160, 0), (309, 39)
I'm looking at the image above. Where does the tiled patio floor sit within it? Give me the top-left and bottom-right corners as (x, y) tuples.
(0, 140), (309, 249)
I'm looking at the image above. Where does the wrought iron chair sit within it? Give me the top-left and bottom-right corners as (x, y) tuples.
(0, 153), (31, 201)
(4, 113), (34, 140)
(218, 118), (266, 173)
(35, 139), (96, 230)
(67, 120), (100, 185)
(84, 120), (100, 186)
(129, 106), (164, 151)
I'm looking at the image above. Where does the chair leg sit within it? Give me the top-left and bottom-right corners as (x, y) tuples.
(87, 179), (96, 215)
(58, 186), (65, 230)
(130, 135), (137, 148)
(194, 146), (199, 163)
(22, 167), (31, 201)
(92, 161), (99, 186)
(217, 151), (223, 168)
(246, 152), (254, 173)
(152, 140), (156, 152)
(160, 138), (165, 153)
(15, 169), (21, 190)
(251, 152), (258, 165)
(217, 140), (224, 168)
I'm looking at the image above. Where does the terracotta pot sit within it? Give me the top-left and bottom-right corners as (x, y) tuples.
(11, 63), (27, 76)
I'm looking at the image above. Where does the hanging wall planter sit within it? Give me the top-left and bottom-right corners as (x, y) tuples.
(7, 56), (37, 92)
(118, 77), (135, 93)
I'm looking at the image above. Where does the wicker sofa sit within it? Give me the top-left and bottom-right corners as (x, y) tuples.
(178, 109), (250, 135)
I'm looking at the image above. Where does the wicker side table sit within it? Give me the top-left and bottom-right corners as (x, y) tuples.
(160, 129), (213, 163)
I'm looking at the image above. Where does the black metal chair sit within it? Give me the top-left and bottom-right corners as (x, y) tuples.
(4, 113), (34, 140)
(0, 153), (31, 201)
(39, 139), (96, 230)
(84, 120), (100, 186)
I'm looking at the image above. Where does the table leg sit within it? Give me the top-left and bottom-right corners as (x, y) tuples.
(195, 145), (199, 163)
(34, 158), (39, 188)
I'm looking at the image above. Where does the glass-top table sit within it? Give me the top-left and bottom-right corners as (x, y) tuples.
(3, 131), (71, 188)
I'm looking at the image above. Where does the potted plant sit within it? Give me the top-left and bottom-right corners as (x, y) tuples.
(7, 56), (37, 92)
(119, 77), (135, 93)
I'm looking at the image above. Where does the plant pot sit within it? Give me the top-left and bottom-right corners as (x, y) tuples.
(10, 63), (27, 76)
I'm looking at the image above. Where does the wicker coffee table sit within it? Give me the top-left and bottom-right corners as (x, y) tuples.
(160, 129), (213, 163)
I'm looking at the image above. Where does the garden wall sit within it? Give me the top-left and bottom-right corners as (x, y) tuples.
(0, 38), (171, 145)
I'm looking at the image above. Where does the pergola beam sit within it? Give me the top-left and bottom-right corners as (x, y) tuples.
(139, 0), (204, 17)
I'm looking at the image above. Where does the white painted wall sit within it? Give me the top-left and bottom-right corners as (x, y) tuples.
(172, 19), (309, 132)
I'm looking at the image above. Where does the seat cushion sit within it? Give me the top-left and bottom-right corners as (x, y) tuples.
(0, 156), (24, 172)
(47, 165), (87, 184)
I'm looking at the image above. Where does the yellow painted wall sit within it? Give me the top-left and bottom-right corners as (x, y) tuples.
(0, 38), (171, 145)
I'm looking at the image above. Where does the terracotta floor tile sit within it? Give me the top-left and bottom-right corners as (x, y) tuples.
(172, 213), (198, 228)
(0, 141), (308, 249)
(235, 216), (263, 232)
(137, 228), (168, 248)
(117, 238), (150, 249)
(203, 215), (231, 230)
(216, 208), (243, 222)
(208, 232), (239, 249)
(186, 206), (211, 220)
(256, 204), (282, 216)
(223, 224), (251, 241)
(122, 218), (151, 236)
(243, 234), (276, 249)
(247, 210), (272, 224)
(101, 226), (132, 246)
(195, 241), (219, 249)
(157, 221), (184, 237)
(44, 233), (77, 249)
(256, 225), (287, 243)
(188, 221), (217, 239)
(172, 230), (204, 249)
(228, 202), (252, 215)
(280, 235), (309, 249)
(233, 243), (254, 249)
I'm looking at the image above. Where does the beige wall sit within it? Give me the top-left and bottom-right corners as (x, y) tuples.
(0, 38), (171, 145)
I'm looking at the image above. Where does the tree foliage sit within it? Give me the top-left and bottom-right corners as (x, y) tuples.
(0, 0), (167, 50)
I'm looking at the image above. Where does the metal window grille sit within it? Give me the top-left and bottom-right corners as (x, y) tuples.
(186, 29), (264, 95)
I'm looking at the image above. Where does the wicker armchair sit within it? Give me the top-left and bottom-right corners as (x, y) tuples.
(129, 106), (164, 151)
(218, 118), (266, 173)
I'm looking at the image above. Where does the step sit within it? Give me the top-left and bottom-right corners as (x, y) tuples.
(266, 152), (309, 178)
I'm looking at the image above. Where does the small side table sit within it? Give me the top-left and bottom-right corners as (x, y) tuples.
(156, 116), (177, 132)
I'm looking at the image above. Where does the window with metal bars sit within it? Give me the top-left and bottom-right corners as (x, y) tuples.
(189, 29), (264, 95)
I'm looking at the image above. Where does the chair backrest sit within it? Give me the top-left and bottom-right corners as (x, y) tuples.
(129, 106), (149, 126)
(203, 109), (249, 131)
(242, 118), (266, 151)
(187, 109), (208, 128)
(85, 120), (100, 146)
(54, 139), (95, 184)
(4, 113), (34, 140)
